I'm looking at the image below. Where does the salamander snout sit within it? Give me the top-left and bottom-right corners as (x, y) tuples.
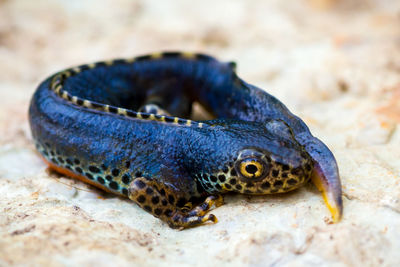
(225, 146), (313, 194)
(198, 119), (313, 195)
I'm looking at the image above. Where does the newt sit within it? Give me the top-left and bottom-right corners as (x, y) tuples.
(28, 52), (342, 229)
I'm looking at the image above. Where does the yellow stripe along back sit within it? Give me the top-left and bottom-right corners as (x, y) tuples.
(49, 52), (218, 128)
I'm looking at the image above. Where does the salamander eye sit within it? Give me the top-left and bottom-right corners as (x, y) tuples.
(238, 158), (265, 178)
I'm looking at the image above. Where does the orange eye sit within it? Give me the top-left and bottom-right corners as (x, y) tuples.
(239, 159), (264, 178)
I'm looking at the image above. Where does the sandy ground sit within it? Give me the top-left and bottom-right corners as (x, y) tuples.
(1, 0), (400, 266)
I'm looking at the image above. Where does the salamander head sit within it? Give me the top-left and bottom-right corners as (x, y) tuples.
(200, 119), (313, 194)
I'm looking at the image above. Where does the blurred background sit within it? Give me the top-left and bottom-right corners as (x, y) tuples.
(1, 0), (400, 266)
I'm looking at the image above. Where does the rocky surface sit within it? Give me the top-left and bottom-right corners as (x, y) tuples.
(1, 0), (400, 266)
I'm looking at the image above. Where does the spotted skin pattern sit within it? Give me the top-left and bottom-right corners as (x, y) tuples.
(29, 52), (342, 228)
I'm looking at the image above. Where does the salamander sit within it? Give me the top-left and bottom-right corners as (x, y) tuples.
(28, 52), (342, 229)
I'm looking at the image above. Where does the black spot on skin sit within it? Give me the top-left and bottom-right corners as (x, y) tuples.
(137, 195), (146, 203)
(210, 176), (217, 183)
(247, 182), (254, 187)
(125, 161), (131, 168)
(101, 164), (107, 171)
(164, 209), (172, 216)
(122, 188), (128, 196)
(218, 175), (226, 183)
(291, 168), (302, 176)
(177, 119), (186, 125)
(135, 171), (142, 177)
(202, 174), (209, 181)
(273, 180), (283, 188)
(105, 175), (112, 181)
(57, 157), (64, 164)
(91, 102), (102, 109)
(66, 159), (72, 165)
(222, 166), (229, 173)
(203, 183), (211, 189)
(235, 184), (243, 191)
(162, 199), (168, 206)
(282, 165), (290, 171)
(160, 188), (166, 196)
(231, 169), (237, 176)
(144, 205), (152, 212)
(305, 163), (312, 171)
(108, 106), (118, 114)
(126, 110), (136, 117)
(225, 183), (232, 190)
(214, 184), (221, 191)
(112, 168), (120, 177)
(75, 167), (83, 174)
(272, 169), (279, 178)
(229, 178), (237, 185)
(141, 113), (150, 119)
(50, 151), (55, 156)
(287, 179), (298, 185)
(165, 116), (175, 123)
(146, 187), (154, 195)
(43, 151), (49, 156)
(97, 177), (105, 184)
(154, 208), (163, 216)
(51, 158), (58, 164)
(89, 166), (100, 173)
(74, 159), (80, 165)
(109, 181), (119, 190)
(66, 165), (72, 170)
(197, 184), (206, 194)
(122, 174), (131, 184)
(151, 196), (160, 204)
(270, 189), (279, 193)
(244, 189), (252, 194)
(135, 180), (146, 189)
(261, 181), (270, 189)
(86, 173), (94, 180)
(168, 195), (175, 204)
(282, 173), (288, 178)
(77, 99), (83, 106)
(176, 197), (186, 207)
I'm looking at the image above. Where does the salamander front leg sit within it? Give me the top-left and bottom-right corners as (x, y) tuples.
(128, 177), (223, 229)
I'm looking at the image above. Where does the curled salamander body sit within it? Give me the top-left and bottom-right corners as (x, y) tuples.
(29, 52), (342, 228)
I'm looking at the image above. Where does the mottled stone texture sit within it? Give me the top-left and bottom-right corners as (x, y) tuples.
(1, 0), (400, 266)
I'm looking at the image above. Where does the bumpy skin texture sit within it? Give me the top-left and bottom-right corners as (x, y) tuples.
(29, 52), (342, 228)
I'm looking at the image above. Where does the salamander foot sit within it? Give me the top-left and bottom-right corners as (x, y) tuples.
(128, 177), (223, 229)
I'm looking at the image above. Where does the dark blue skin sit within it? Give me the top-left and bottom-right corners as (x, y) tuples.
(29, 52), (341, 227)
(30, 79), (307, 194)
